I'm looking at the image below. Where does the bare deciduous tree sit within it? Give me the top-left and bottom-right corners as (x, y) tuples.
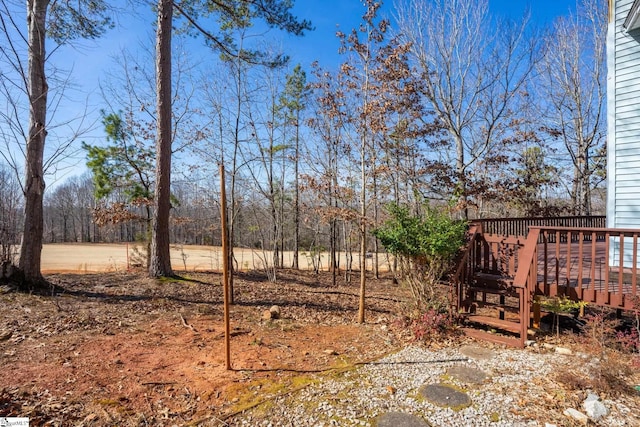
(336, 0), (388, 322)
(279, 64), (308, 270)
(308, 62), (351, 285)
(245, 60), (288, 280)
(337, 0), (424, 321)
(396, 0), (539, 218)
(538, 0), (607, 215)
(0, 163), (22, 272)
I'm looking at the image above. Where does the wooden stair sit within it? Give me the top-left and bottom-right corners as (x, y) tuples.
(461, 328), (524, 348)
(459, 272), (527, 348)
(464, 315), (521, 334)
(474, 272), (515, 289)
(452, 225), (538, 349)
(461, 312), (525, 348)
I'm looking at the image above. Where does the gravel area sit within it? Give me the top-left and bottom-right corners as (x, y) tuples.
(227, 344), (640, 427)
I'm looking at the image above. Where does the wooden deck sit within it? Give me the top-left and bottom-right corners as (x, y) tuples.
(526, 228), (639, 310)
(453, 219), (640, 347)
(532, 239), (637, 307)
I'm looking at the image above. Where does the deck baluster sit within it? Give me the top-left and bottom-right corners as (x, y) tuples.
(633, 234), (638, 300)
(577, 232), (584, 301)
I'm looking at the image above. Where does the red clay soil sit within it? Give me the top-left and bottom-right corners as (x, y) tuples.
(0, 269), (407, 426)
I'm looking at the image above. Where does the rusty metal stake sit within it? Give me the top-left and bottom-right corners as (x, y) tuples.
(220, 164), (231, 370)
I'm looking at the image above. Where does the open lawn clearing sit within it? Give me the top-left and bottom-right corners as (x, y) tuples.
(36, 243), (392, 273)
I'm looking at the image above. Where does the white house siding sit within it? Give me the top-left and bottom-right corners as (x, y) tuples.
(607, 0), (640, 266)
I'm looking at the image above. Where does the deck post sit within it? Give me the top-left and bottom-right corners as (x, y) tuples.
(533, 295), (541, 329)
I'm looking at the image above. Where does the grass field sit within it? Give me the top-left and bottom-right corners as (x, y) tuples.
(35, 243), (392, 273)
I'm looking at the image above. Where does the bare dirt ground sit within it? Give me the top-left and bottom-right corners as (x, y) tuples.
(3, 246), (640, 426)
(0, 269), (406, 426)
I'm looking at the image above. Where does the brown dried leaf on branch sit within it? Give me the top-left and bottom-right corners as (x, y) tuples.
(93, 202), (142, 225)
(171, 216), (194, 225)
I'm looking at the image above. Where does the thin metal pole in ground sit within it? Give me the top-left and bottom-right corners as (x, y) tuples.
(220, 164), (231, 370)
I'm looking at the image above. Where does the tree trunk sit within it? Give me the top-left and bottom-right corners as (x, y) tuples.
(330, 217), (337, 287)
(372, 170), (379, 279)
(343, 220), (352, 283)
(455, 133), (467, 219)
(19, 0), (49, 285)
(62, 216), (68, 241)
(578, 146), (591, 216)
(271, 189), (278, 269)
(145, 205), (152, 268)
(292, 115), (300, 269)
(279, 140), (285, 269)
(331, 138), (339, 286)
(358, 133), (367, 324)
(149, 0), (174, 278)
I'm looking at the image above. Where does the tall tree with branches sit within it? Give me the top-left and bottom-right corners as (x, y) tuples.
(278, 64), (308, 269)
(308, 62), (351, 286)
(337, 0), (424, 321)
(150, 0), (174, 277)
(336, 0), (385, 322)
(538, 0), (607, 215)
(0, 0), (112, 286)
(244, 60), (288, 278)
(148, 0), (312, 278)
(84, 111), (155, 266)
(396, 0), (539, 218)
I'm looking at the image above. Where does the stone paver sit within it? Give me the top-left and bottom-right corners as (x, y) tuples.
(446, 365), (489, 384)
(419, 383), (472, 409)
(459, 345), (495, 360)
(375, 412), (430, 427)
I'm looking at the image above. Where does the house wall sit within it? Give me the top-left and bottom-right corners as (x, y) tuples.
(607, 0), (640, 266)
(608, 0), (640, 229)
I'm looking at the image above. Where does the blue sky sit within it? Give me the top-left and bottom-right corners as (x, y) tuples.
(69, 0), (580, 91)
(4, 0), (582, 185)
(84, 0), (579, 120)
(281, 0), (579, 71)
(68, 0), (581, 108)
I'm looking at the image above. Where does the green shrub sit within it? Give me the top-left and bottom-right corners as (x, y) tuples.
(539, 296), (587, 336)
(374, 203), (467, 315)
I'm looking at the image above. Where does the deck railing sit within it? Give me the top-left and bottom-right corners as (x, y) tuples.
(513, 226), (639, 310)
(451, 223), (482, 309)
(475, 216), (606, 239)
